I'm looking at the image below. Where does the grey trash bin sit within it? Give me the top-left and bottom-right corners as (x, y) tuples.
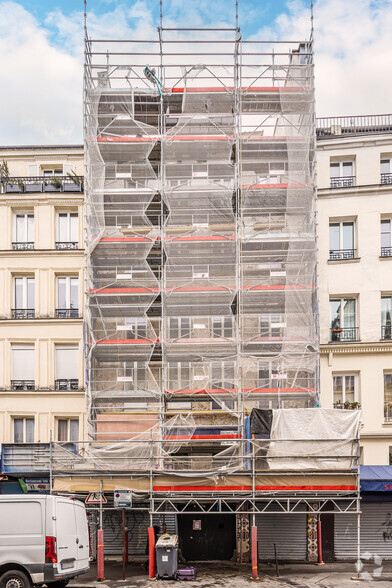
(156, 534), (178, 580)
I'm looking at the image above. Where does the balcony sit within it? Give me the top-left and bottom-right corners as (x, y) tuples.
(317, 114), (392, 138)
(381, 247), (392, 258)
(12, 242), (34, 251)
(381, 325), (392, 340)
(381, 173), (392, 185)
(55, 242), (79, 250)
(55, 379), (79, 391)
(11, 309), (35, 319)
(11, 380), (35, 391)
(1, 443), (76, 474)
(56, 308), (79, 319)
(330, 176), (355, 189)
(329, 249), (355, 261)
(333, 401), (361, 410)
(385, 403), (392, 423)
(1, 176), (83, 194)
(330, 327), (359, 342)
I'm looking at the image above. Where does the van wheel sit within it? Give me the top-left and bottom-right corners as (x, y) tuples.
(0, 570), (32, 588)
(46, 582), (69, 588)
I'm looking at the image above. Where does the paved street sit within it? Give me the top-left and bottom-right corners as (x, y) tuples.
(69, 561), (392, 588)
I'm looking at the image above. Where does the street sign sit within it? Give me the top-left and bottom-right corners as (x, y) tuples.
(114, 490), (132, 508)
(86, 492), (107, 504)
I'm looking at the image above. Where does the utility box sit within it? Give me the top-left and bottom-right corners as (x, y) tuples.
(156, 534), (178, 580)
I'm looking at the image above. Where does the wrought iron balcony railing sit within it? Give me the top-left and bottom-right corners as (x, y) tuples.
(381, 247), (392, 257)
(55, 242), (79, 250)
(330, 176), (355, 188)
(381, 173), (392, 185)
(1, 176), (83, 194)
(55, 308), (79, 319)
(381, 325), (392, 340)
(11, 380), (35, 390)
(11, 309), (35, 319)
(329, 249), (355, 261)
(385, 402), (392, 422)
(317, 114), (392, 137)
(330, 327), (359, 342)
(12, 242), (34, 250)
(55, 379), (79, 391)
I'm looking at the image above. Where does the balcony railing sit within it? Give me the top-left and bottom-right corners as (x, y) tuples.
(12, 242), (34, 251)
(1, 176), (83, 194)
(317, 114), (392, 137)
(56, 308), (79, 319)
(385, 403), (392, 422)
(381, 173), (392, 185)
(55, 242), (79, 250)
(330, 176), (355, 188)
(329, 249), (355, 261)
(55, 379), (79, 391)
(330, 327), (359, 342)
(381, 247), (392, 257)
(11, 309), (35, 319)
(11, 380), (35, 390)
(381, 325), (392, 340)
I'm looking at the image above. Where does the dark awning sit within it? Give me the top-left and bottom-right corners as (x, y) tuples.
(360, 466), (392, 492)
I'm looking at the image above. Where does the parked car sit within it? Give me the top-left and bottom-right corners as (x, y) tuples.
(0, 495), (89, 588)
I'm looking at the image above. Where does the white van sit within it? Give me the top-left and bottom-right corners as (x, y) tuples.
(0, 495), (89, 588)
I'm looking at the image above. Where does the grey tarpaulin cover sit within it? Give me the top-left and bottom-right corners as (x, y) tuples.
(266, 408), (361, 470)
(250, 409), (272, 436)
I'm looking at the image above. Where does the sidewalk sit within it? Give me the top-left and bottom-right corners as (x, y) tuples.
(69, 560), (392, 587)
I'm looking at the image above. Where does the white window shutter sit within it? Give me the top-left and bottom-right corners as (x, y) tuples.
(12, 346), (35, 380)
(63, 163), (75, 175)
(56, 346), (78, 379)
(27, 164), (39, 176)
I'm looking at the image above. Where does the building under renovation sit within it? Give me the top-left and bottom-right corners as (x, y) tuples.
(48, 10), (361, 566)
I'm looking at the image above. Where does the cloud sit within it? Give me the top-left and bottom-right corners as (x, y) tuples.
(0, 0), (391, 145)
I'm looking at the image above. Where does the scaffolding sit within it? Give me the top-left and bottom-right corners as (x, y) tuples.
(54, 5), (363, 546)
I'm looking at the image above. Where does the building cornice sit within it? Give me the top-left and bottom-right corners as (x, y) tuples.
(317, 183), (392, 199)
(321, 342), (392, 354)
(317, 133), (392, 150)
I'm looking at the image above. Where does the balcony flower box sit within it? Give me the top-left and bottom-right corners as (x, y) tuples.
(334, 401), (361, 410)
(63, 182), (82, 192)
(44, 179), (62, 192)
(25, 182), (44, 193)
(5, 183), (23, 193)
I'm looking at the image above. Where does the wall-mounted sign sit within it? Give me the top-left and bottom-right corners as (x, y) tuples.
(86, 492), (107, 504)
(114, 489), (132, 508)
(193, 520), (201, 531)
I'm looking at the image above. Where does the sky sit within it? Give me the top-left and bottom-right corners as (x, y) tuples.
(1, 0), (392, 145)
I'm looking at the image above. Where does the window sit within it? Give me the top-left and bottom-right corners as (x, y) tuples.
(333, 374), (358, 407)
(13, 213), (34, 250)
(381, 296), (392, 339)
(169, 317), (190, 339)
(168, 362), (190, 390)
(258, 362), (280, 389)
(125, 317), (148, 339)
(381, 159), (392, 185)
(330, 161), (355, 188)
(211, 361), (235, 390)
(259, 314), (284, 338)
(212, 316), (233, 338)
(384, 374), (392, 422)
(121, 361), (146, 391)
(42, 167), (63, 176)
(330, 298), (357, 341)
(329, 221), (355, 260)
(11, 345), (35, 390)
(381, 220), (392, 257)
(57, 418), (79, 442)
(55, 346), (79, 390)
(389, 447), (392, 466)
(56, 212), (78, 249)
(13, 417), (34, 443)
(56, 277), (78, 318)
(13, 277), (35, 319)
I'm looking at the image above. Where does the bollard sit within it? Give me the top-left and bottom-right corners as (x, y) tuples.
(148, 526), (156, 579)
(251, 525), (259, 580)
(97, 529), (105, 581)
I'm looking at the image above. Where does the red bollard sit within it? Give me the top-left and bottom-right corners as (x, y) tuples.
(317, 518), (324, 565)
(97, 529), (105, 581)
(251, 525), (259, 580)
(148, 526), (156, 579)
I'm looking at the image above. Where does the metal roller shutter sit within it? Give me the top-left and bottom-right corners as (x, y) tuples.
(103, 510), (123, 555)
(255, 507), (307, 561)
(335, 503), (392, 560)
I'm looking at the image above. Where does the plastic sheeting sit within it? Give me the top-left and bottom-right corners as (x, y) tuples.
(265, 408), (361, 470)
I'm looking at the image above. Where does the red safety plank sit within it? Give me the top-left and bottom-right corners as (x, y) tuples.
(90, 287), (159, 294)
(163, 434), (240, 440)
(96, 339), (158, 345)
(169, 87), (310, 93)
(153, 485), (356, 491)
(165, 235), (235, 242)
(99, 237), (152, 243)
